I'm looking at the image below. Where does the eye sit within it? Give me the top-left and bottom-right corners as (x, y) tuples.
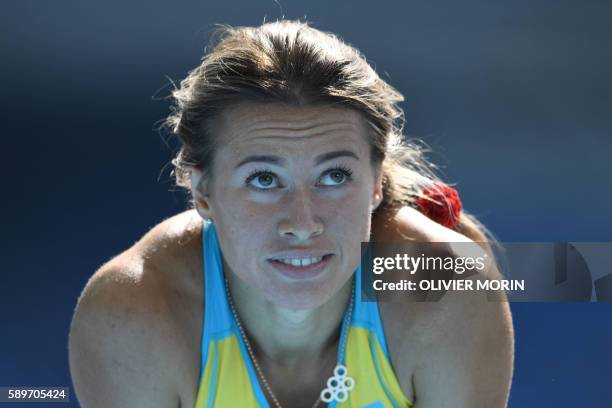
(245, 170), (280, 190)
(319, 166), (353, 187)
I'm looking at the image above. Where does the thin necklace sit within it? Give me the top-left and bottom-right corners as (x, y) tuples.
(224, 277), (355, 408)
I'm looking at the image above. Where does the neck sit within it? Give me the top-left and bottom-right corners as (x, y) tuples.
(225, 269), (353, 368)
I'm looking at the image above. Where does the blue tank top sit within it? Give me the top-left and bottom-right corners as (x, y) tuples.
(194, 221), (412, 407)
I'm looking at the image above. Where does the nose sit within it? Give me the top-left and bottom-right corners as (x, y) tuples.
(277, 187), (324, 242)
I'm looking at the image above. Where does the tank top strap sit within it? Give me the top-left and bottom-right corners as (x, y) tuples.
(201, 221), (234, 338)
(352, 244), (391, 359)
(199, 221), (272, 407)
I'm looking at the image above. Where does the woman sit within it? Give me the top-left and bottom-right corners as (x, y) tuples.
(69, 20), (513, 407)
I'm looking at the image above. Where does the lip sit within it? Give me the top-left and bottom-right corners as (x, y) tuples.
(268, 254), (335, 280)
(269, 250), (334, 259)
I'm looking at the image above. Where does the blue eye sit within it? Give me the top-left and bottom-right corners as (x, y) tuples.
(245, 166), (353, 190)
(319, 166), (353, 187)
(245, 170), (279, 190)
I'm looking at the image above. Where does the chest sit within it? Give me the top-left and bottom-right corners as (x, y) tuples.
(167, 275), (419, 408)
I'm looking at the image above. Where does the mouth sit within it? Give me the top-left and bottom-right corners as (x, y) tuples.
(268, 254), (334, 279)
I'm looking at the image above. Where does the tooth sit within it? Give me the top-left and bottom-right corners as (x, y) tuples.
(275, 256), (325, 267)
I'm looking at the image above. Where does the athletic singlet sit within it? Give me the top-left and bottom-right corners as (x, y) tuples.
(194, 221), (413, 407)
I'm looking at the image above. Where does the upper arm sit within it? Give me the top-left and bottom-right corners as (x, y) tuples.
(68, 265), (181, 408)
(412, 290), (514, 408)
(374, 205), (514, 406)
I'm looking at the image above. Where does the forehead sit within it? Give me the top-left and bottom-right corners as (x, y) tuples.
(212, 102), (372, 157)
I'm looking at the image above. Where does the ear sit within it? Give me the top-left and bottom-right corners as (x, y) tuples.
(190, 168), (213, 220)
(372, 166), (384, 211)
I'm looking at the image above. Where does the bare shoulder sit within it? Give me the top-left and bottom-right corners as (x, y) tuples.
(373, 206), (514, 407)
(68, 257), (181, 407)
(69, 210), (204, 408)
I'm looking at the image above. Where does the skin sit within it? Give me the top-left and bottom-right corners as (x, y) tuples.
(190, 102), (383, 365)
(69, 103), (514, 408)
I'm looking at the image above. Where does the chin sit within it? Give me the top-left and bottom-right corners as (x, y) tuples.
(264, 280), (336, 310)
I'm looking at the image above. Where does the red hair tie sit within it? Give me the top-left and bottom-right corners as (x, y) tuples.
(416, 182), (463, 229)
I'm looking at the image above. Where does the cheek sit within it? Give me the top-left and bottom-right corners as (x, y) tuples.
(212, 193), (279, 270)
(215, 204), (270, 250)
(214, 185), (273, 225)
(324, 188), (373, 240)
(213, 218), (263, 284)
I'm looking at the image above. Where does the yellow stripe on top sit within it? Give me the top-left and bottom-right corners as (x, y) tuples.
(194, 336), (262, 407)
(194, 221), (413, 407)
(194, 328), (412, 408)
(194, 342), (215, 408)
(344, 327), (412, 407)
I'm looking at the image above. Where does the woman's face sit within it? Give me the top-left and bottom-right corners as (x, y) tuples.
(194, 102), (383, 309)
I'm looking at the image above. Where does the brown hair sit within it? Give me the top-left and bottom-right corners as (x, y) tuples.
(165, 20), (492, 242)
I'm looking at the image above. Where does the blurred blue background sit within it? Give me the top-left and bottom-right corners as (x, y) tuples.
(1, 0), (611, 406)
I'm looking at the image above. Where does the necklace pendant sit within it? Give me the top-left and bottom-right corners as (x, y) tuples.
(319, 364), (355, 403)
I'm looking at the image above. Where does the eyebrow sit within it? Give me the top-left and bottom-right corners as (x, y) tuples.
(235, 150), (360, 168)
